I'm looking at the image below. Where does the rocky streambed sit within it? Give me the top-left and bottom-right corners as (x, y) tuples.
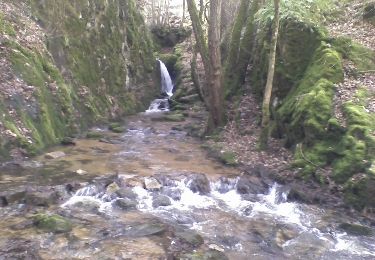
(0, 111), (374, 259)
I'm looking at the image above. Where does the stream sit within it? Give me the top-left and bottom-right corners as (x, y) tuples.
(0, 110), (374, 259)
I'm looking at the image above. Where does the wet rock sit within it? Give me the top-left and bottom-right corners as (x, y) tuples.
(145, 177), (162, 191)
(122, 177), (145, 188)
(10, 219), (34, 230)
(275, 226), (299, 247)
(236, 175), (268, 195)
(116, 188), (137, 200)
(114, 198), (137, 210)
(338, 223), (373, 236)
(0, 238), (41, 260)
(44, 151), (66, 159)
(0, 187), (27, 205)
(215, 177), (236, 193)
(163, 187), (182, 201)
(0, 196), (8, 206)
(33, 213), (72, 233)
(125, 222), (166, 237)
(152, 195), (171, 208)
(24, 191), (55, 207)
(61, 137), (76, 146)
(180, 249), (228, 260)
(99, 137), (123, 144)
(175, 230), (204, 247)
(106, 182), (120, 194)
(186, 173), (211, 195)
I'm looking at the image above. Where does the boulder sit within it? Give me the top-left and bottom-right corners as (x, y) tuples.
(236, 175), (268, 195)
(152, 195), (171, 208)
(116, 188), (137, 200)
(114, 198), (137, 210)
(44, 151), (66, 159)
(186, 173), (211, 195)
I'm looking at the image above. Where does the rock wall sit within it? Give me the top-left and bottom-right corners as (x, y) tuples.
(252, 19), (375, 210)
(0, 0), (157, 160)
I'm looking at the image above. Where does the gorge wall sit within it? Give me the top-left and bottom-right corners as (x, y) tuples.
(0, 0), (157, 160)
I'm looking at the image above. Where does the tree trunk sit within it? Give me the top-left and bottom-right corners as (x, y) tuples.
(223, 0), (251, 96)
(186, 0), (209, 70)
(207, 0), (225, 131)
(187, 0), (225, 133)
(260, 0), (280, 149)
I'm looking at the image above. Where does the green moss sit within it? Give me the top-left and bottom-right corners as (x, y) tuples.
(33, 213), (72, 233)
(278, 43), (343, 145)
(332, 37), (375, 72)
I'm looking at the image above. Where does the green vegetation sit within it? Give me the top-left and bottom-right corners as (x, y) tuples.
(0, 13), (16, 36)
(33, 213), (72, 233)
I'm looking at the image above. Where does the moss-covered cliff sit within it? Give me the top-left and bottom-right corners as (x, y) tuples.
(251, 18), (375, 210)
(0, 0), (156, 160)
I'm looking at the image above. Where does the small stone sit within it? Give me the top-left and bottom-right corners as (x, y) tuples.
(209, 244), (225, 252)
(44, 151), (66, 159)
(75, 169), (87, 175)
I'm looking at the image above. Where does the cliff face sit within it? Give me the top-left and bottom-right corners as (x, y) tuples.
(0, 0), (156, 160)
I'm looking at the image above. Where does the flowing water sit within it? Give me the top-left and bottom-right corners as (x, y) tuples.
(158, 60), (174, 97)
(0, 110), (374, 259)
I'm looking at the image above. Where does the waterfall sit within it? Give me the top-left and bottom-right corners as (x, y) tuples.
(158, 60), (174, 97)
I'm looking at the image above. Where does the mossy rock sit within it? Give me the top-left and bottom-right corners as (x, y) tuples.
(339, 223), (373, 236)
(343, 174), (375, 211)
(33, 213), (72, 233)
(219, 151), (238, 166)
(86, 131), (104, 139)
(175, 230), (204, 247)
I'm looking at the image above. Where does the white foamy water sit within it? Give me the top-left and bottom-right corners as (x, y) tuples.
(61, 186), (113, 213)
(159, 60), (174, 97)
(60, 177), (375, 258)
(146, 99), (169, 113)
(250, 183), (305, 227)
